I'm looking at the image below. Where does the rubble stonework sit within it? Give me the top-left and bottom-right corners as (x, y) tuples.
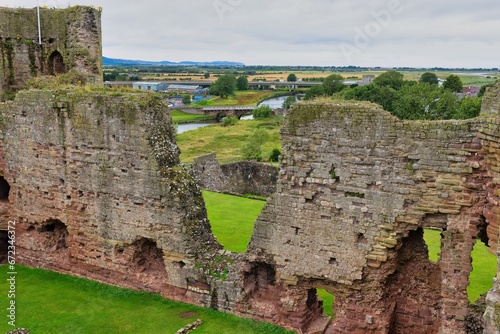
(191, 152), (278, 197)
(482, 84), (500, 115)
(0, 6), (103, 92)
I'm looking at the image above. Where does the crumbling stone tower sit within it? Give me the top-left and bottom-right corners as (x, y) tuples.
(0, 5), (102, 92)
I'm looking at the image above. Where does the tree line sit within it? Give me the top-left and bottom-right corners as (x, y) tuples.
(304, 70), (494, 120)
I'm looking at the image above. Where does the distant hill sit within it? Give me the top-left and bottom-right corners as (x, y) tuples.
(103, 57), (244, 67)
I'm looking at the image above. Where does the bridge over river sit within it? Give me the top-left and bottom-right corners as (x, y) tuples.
(180, 106), (256, 119)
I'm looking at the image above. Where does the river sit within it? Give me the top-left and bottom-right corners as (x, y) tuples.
(176, 95), (298, 133)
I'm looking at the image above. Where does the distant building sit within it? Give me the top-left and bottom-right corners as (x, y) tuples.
(166, 84), (208, 95)
(463, 86), (481, 98)
(132, 82), (167, 92)
(358, 75), (375, 86)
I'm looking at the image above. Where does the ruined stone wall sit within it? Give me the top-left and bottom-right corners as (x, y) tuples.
(482, 84), (500, 115)
(480, 116), (500, 334)
(1, 86), (500, 333)
(249, 101), (500, 333)
(191, 152), (278, 197)
(0, 89), (224, 304)
(0, 6), (102, 92)
(0, 89), (320, 333)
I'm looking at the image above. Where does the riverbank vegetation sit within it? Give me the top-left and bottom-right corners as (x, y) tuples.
(170, 109), (215, 123)
(176, 116), (282, 164)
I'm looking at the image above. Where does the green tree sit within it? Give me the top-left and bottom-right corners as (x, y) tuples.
(419, 72), (439, 85)
(337, 84), (398, 111)
(182, 94), (191, 105)
(241, 128), (270, 161)
(323, 74), (346, 95)
(104, 70), (119, 81)
(454, 97), (482, 119)
(443, 74), (463, 93)
(252, 105), (273, 118)
(304, 85), (325, 100)
(236, 76), (249, 91)
(373, 70), (405, 90)
(282, 96), (296, 110)
(210, 74), (237, 98)
(392, 83), (458, 120)
(204, 72), (210, 79)
(287, 73), (297, 82)
(269, 148), (281, 162)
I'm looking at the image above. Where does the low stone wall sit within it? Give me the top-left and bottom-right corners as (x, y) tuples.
(191, 153), (278, 197)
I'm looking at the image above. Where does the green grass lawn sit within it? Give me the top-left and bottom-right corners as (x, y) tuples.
(317, 289), (334, 317)
(203, 190), (266, 253)
(0, 265), (293, 334)
(170, 109), (215, 123)
(177, 117), (282, 164)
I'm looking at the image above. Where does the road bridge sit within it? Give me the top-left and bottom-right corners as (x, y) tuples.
(180, 106), (255, 119)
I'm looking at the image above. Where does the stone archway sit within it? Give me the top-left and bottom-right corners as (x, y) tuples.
(48, 50), (66, 75)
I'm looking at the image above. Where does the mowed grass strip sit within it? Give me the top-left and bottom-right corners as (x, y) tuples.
(177, 117), (282, 164)
(0, 265), (293, 334)
(203, 190), (266, 253)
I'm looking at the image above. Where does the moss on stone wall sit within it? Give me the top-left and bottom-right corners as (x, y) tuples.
(285, 101), (381, 135)
(0, 5), (102, 91)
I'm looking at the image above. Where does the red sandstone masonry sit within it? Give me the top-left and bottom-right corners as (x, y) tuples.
(249, 101), (500, 333)
(0, 90), (499, 333)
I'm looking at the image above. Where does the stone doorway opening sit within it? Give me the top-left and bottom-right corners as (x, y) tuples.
(316, 288), (335, 318)
(468, 215), (497, 303)
(48, 50), (66, 75)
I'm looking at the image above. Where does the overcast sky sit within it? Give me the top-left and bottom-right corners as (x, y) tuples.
(1, 0), (499, 68)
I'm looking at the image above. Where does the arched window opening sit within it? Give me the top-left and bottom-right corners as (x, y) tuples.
(48, 51), (66, 75)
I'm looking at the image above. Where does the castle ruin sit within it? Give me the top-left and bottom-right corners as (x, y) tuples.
(0, 6), (102, 93)
(1, 5), (500, 334)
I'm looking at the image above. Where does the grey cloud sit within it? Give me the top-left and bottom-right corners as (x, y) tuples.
(0, 0), (498, 67)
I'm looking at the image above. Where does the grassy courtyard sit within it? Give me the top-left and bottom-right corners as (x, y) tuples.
(0, 265), (293, 334)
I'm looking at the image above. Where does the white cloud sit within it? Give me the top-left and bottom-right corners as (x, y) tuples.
(0, 0), (498, 67)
